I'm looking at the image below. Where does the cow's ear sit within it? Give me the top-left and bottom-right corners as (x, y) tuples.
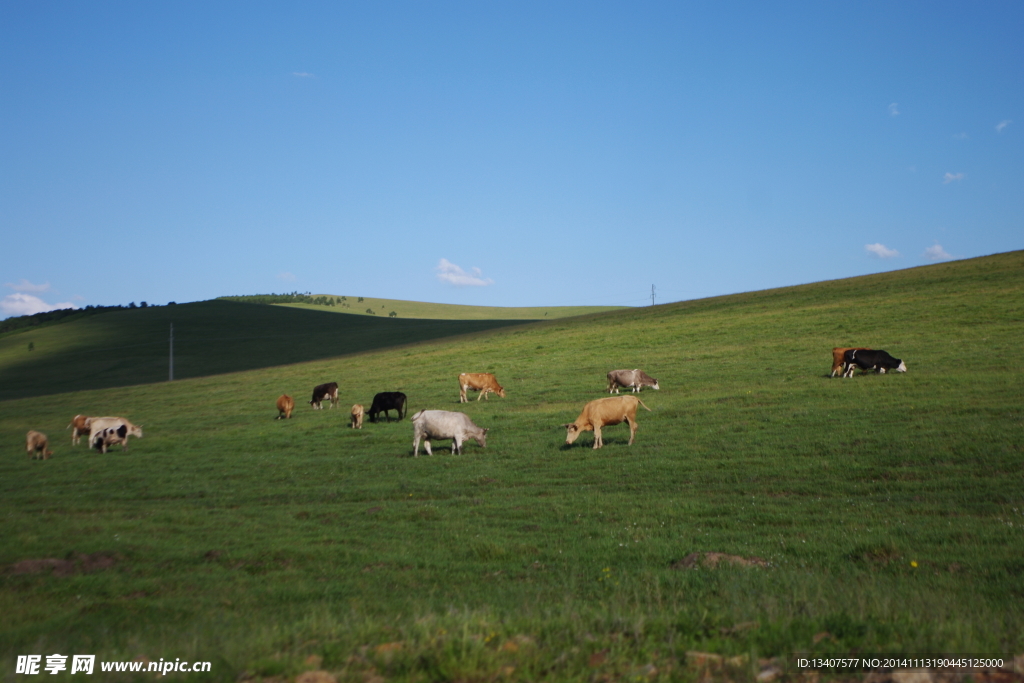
(482, 428), (489, 435)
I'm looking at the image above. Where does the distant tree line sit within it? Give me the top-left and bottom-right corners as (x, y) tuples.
(0, 301), (169, 338)
(220, 293), (357, 308)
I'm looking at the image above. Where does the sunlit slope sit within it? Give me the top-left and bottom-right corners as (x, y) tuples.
(273, 296), (626, 320)
(0, 301), (527, 401)
(0, 251), (1022, 665)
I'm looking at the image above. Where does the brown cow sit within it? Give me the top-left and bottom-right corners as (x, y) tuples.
(458, 373), (506, 403)
(831, 347), (871, 378)
(26, 431), (53, 460)
(351, 404), (364, 429)
(276, 394), (294, 419)
(563, 395), (651, 449)
(67, 414), (92, 446)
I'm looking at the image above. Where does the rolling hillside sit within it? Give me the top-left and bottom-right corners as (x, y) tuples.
(1, 251), (1022, 679)
(0, 301), (530, 402)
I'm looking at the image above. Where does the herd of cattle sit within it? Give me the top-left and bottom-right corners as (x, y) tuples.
(23, 349), (905, 460)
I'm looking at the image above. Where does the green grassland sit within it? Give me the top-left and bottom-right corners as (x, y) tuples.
(0, 302), (528, 402)
(2, 251), (1023, 681)
(269, 295), (626, 320)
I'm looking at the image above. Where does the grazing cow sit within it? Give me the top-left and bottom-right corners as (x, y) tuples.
(411, 410), (488, 456)
(606, 369), (660, 394)
(458, 373), (506, 403)
(87, 417), (143, 453)
(276, 394), (294, 419)
(368, 392), (407, 423)
(351, 404), (364, 429)
(309, 382), (339, 410)
(831, 347), (871, 378)
(564, 395), (651, 449)
(67, 414), (92, 446)
(842, 349), (907, 378)
(26, 431), (53, 460)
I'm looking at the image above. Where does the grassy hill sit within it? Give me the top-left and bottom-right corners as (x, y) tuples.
(263, 295), (626, 320)
(1, 251), (1022, 680)
(0, 301), (530, 402)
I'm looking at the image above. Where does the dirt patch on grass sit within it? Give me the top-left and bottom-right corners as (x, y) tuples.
(8, 552), (119, 577)
(671, 551), (769, 569)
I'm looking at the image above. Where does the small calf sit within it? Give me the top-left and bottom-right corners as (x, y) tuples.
(67, 414), (92, 446)
(276, 394), (294, 419)
(26, 430), (53, 460)
(351, 404), (364, 429)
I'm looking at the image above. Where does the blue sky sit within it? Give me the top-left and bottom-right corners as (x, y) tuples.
(2, 2), (1021, 318)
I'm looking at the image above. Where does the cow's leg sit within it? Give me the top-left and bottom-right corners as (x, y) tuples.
(424, 439), (433, 456)
(453, 436), (462, 455)
(413, 434), (421, 457)
(627, 417), (637, 445)
(459, 384), (466, 403)
(878, 367), (886, 374)
(593, 425), (603, 449)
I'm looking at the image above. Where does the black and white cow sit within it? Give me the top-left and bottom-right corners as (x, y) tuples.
(842, 349), (906, 377)
(309, 382), (339, 409)
(368, 391), (407, 423)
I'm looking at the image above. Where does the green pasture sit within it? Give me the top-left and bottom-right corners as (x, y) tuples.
(2, 251), (1023, 681)
(267, 295), (626, 320)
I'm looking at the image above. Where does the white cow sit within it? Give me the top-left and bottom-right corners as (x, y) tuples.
(88, 417), (143, 453)
(411, 410), (488, 456)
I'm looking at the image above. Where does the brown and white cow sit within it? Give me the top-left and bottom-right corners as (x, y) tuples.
(26, 430), (53, 459)
(831, 347), (871, 378)
(351, 404), (364, 429)
(607, 369), (660, 394)
(88, 417), (143, 453)
(564, 395), (651, 449)
(309, 382), (339, 409)
(67, 414), (92, 446)
(458, 373), (506, 403)
(276, 394), (294, 419)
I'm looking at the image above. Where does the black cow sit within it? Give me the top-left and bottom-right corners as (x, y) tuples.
(842, 349), (907, 377)
(309, 382), (339, 409)
(368, 391), (407, 423)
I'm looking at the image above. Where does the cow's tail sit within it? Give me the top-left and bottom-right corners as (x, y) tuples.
(410, 410), (425, 421)
(637, 399), (652, 412)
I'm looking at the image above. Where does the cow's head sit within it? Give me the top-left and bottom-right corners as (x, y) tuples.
(650, 380), (660, 390)
(896, 360), (907, 373)
(563, 423), (582, 445)
(497, 387), (506, 398)
(473, 428), (489, 448)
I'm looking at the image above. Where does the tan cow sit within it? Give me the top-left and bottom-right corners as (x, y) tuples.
(831, 347), (871, 378)
(88, 417), (143, 453)
(26, 431), (53, 459)
(563, 395), (651, 449)
(351, 404), (364, 429)
(458, 373), (506, 403)
(276, 394), (294, 419)
(67, 414), (92, 445)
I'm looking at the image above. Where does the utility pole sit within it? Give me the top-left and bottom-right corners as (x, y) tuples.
(651, 284), (656, 306)
(169, 323), (174, 381)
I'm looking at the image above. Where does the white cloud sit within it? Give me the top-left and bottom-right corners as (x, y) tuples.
(865, 243), (900, 259)
(923, 244), (952, 262)
(276, 271), (297, 282)
(0, 293), (77, 318)
(996, 119), (1011, 133)
(436, 258), (494, 287)
(942, 172), (965, 184)
(952, 132), (969, 140)
(292, 72), (315, 78)
(888, 102), (900, 116)
(5, 278), (51, 293)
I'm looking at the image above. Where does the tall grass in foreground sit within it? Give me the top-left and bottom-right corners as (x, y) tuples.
(1, 251), (1023, 681)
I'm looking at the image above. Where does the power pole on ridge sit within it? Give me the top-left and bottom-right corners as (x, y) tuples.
(651, 285), (656, 306)
(169, 323), (174, 382)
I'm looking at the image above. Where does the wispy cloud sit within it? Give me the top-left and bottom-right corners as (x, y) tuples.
(276, 271), (297, 282)
(436, 258), (494, 287)
(952, 132), (969, 140)
(0, 293), (77, 318)
(943, 172), (965, 184)
(865, 243), (900, 259)
(292, 72), (315, 78)
(923, 244), (952, 262)
(888, 102), (900, 117)
(996, 119), (1011, 133)
(5, 278), (51, 293)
